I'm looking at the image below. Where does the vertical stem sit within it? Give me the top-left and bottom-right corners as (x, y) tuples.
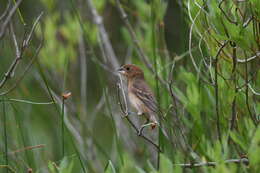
(244, 51), (257, 126)
(215, 52), (221, 143)
(3, 100), (8, 173)
(61, 97), (65, 158)
(214, 41), (228, 143)
(229, 44), (237, 143)
(79, 31), (87, 114)
(151, 0), (161, 170)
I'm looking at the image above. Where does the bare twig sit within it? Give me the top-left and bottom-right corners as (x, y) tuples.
(0, 165), (16, 173)
(188, 1), (201, 73)
(214, 41), (228, 142)
(0, 98), (54, 105)
(228, 44), (238, 143)
(168, 62), (178, 115)
(0, 0), (11, 21)
(0, 12), (43, 89)
(236, 71), (258, 90)
(2, 100), (8, 173)
(85, 0), (119, 70)
(248, 84), (260, 96)
(243, 16), (253, 28)
(218, 0), (238, 25)
(237, 52), (260, 63)
(244, 51), (258, 125)
(174, 158), (249, 168)
(78, 30), (87, 114)
(25, 12), (44, 45)
(0, 0), (23, 40)
(0, 34), (43, 96)
(115, 0), (153, 70)
(8, 144), (45, 156)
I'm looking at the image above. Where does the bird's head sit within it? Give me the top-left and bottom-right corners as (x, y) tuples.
(117, 64), (144, 79)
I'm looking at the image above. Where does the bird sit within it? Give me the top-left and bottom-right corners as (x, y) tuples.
(118, 64), (158, 135)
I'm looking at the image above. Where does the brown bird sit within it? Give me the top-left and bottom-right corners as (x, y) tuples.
(118, 64), (158, 135)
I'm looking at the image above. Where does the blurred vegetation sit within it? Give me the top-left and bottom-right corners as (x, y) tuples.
(0, 0), (259, 172)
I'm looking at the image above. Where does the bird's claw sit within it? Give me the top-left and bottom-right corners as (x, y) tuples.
(137, 122), (157, 136)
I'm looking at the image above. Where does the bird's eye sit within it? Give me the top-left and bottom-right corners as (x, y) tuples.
(126, 67), (130, 71)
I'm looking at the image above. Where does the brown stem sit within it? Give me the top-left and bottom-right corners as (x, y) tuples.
(214, 41), (228, 142)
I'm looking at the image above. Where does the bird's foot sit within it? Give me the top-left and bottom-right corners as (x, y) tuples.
(151, 122), (158, 129)
(138, 122), (156, 136)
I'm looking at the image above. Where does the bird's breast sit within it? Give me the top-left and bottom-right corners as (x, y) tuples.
(128, 92), (146, 113)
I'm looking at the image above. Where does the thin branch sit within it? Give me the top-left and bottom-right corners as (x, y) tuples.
(244, 51), (258, 125)
(0, 23), (44, 96)
(174, 158), (249, 168)
(228, 44), (238, 143)
(236, 71), (258, 90)
(115, 0), (152, 70)
(24, 12), (44, 46)
(85, 0), (119, 70)
(237, 52), (260, 63)
(0, 12), (43, 89)
(0, 0), (23, 40)
(248, 84), (260, 96)
(188, 1), (201, 73)
(8, 144), (45, 156)
(168, 62), (178, 116)
(214, 41), (228, 143)
(0, 98), (54, 105)
(78, 30), (87, 114)
(243, 16), (253, 28)
(218, 0), (238, 25)
(2, 100), (8, 173)
(0, 0), (11, 21)
(0, 165), (15, 173)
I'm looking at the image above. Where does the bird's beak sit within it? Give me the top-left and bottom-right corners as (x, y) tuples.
(117, 67), (125, 74)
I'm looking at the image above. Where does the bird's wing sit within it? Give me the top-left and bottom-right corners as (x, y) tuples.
(131, 80), (158, 113)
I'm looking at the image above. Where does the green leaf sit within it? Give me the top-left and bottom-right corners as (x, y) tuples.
(229, 132), (246, 151)
(249, 126), (260, 171)
(105, 160), (116, 173)
(159, 154), (173, 173)
(48, 161), (58, 173)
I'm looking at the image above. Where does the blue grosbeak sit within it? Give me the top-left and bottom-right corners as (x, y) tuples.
(118, 64), (158, 135)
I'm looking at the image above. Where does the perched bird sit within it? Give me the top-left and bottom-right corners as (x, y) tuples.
(118, 64), (158, 135)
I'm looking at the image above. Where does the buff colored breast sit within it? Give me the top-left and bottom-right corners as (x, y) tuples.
(128, 92), (147, 115)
